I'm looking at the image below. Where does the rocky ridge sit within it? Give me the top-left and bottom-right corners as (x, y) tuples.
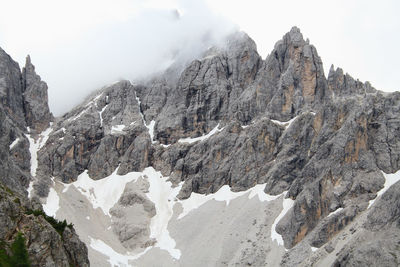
(1, 26), (400, 266)
(0, 183), (89, 266)
(0, 48), (88, 265)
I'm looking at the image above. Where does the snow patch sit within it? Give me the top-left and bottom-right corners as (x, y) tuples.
(146, 120), (156, 144)
(270, 192), (294, 247)
(145, 168), (182, 259)
(63, 166), (182, 260)
(62, 183), (72, 193)
(271, 116), (297, 130)
(99, 105), (108, 127)
(160, 143), (171, 148)
(25, 125), (53, 177)
(70, 167), (140, 216)
(90, 237), (150, 267)
(68, 106), (91, 122)
(178, 183), (280, 220)
(327, 207), (343, 217)
(111, 125), (126, 135)
(178, 124), (223, 144)
(134, 91), (156, 144)
(43, 187), (60, 217)
(27, 181), (34, 198)
(86, 93), (103, 107)
(9, 137), (20, 150)
(368, 170), (400, 208)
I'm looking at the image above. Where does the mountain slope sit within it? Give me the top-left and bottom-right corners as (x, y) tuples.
(0, 49), (89, 266)
(1, 27), (400, 266)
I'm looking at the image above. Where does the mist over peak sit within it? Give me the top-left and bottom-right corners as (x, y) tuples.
(6, 0), (237, 116)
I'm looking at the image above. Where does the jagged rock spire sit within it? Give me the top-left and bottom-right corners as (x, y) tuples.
(22, 55), (53, 132)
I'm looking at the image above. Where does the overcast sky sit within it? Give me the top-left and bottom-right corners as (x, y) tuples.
(1, 0), (399, 115)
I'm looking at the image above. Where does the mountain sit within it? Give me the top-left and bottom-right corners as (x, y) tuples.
(0, 48), (88, 266)
(1, 27), (400, 266)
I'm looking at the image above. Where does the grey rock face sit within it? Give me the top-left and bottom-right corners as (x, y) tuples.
(22, 56), (53, 132)
(2, 26), (400, 267)
(34, 28), (400, 259)
(62, 227), (90, 267)
(331, 182), (400, 267)
(110, 177), (156, 249)
(0, 49), (31, 195)
(0, 183), (89, 267)
(0, 47), (25, 127)
(154, 31), (262, 144)
(37, 80), (151, 183)
(0, 47), (89, 265)
(0, 106), (31, 195)
(365, 180), (400, 230)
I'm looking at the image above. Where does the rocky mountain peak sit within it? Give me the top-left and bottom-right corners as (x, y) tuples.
(225, 31), (258, 55)
(22, 55), (38, 88)
(327, 64), (376, 97)
(22, 55), (53, 132)
(1, 26), (400, 267)
(0, 47), (26, 127)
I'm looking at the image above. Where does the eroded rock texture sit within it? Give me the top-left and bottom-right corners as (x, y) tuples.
(0, 184), (89, 267)
(0, 49), (87, 265)
(2, 26), (400, 266)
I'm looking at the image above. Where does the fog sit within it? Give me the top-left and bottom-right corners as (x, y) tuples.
(1, 0), (399, 116)
(0, 0), (237, 115)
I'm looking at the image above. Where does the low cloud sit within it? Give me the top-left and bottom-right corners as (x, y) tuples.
(0, 0), (237, 115)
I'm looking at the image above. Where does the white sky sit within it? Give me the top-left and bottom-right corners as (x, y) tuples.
(0, 0), (399, 115)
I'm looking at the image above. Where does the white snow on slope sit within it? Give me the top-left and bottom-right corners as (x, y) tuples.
(271, 116), (298, 130)
(134, 90), (157, 144)
(68, 106), (92, 122)
(69, 167), (140, 216)
(111, 125), (126, 135)
(178, 183), (281, 220)
(146, 120), (156, 144)
(178, 124), (223, 144)
(327, 207), (343, 217)
(56, 166), (182, 260)
(270, 192), (294, 247)
(160, 143), (171, 148)
(43, 186), (60, 217)
(135, 91), (144, 121)
(99, 105), (108, 127)
(85, 92), (103, 108)
(90, 237), (150, 267)
(9, 137), (20, 150)
(25, 125), (53, 177)
(368, 170), (400, 208)
(25, 122), (53, 198)
(145, 168), (182, 259)
(27, 182), (34, 199)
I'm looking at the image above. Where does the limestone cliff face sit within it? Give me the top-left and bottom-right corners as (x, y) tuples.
(2, 26), (400, 266)
(0, 183), (89, 267)
(22, 55), (53, 132)
(0, 49), (87, 265)
(34, 30), (400, 265)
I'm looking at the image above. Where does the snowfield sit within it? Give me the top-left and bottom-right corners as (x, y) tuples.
(178, 123), (223, 144)
(368, 170), (400, 208)
(66, 167), (140, 216)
